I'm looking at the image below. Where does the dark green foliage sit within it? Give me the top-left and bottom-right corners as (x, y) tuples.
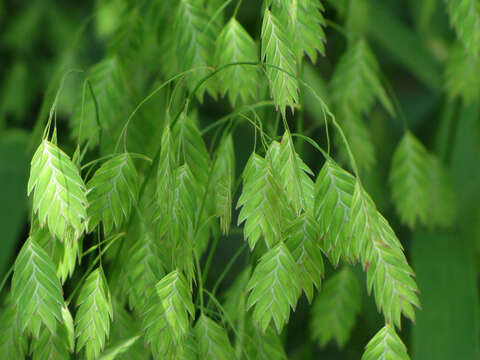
(2, 1), (480, 359)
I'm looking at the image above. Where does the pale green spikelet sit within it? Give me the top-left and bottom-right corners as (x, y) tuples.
(142, 270), (195, 358)
(445, 42), (480, 103)
(237, 153), (289, 250)
(285, 213), (324, 302)
(172, 112), (211, 190)
(389, 132), (430, 228)
(212, 134), (235, 234)
(261, 8), (299, 116)
(0, 297), (28, 359)
(314, 159), (355, 265)
(124, 221), (165, 313)
(28, 140), (87, 242)
(362, 325), (410, 360)
(75, 268), (113, 360)
(247, 243), (301, 332)
(31, 310), (73, 360)
(215, 18), (260, 106)
(175, 0), (218, 101)
(195, 314), (235, 359)
(245, 320), (288, 360)
(310, 267), (361, 347)
(86, 153), (138, 235)
(12, 238), (64, 338)
(34, 224), (81, 284)
(446, 0), (480, 58)
(331, 39), (393, 116)
(348, 181), (420, 327)
(277, 131), (314, 214)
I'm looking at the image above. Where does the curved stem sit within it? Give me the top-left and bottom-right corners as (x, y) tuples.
(201, 233), (220, 287)
(233, 0), (243, 18)
(204, 0), (234, 33)
(290, 133), (330, 161)
(115, 66), (214, 153)
(211, 243), (247, 298)
(194, 253), (204, 314)
(67, 233), (124, 305)
(0, 265), (14, 297)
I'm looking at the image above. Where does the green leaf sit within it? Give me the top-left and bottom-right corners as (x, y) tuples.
(0, 298), (28, 358)
(86, 153), (138, 234)
(0, 131), (30, 278)
(0, 63), (32, 123)
(362, 325), (410, 360)
(389, 131), (430, 228)
(314, 159), (355, 266)
(412, 232), (479, 360)
(28, 140), (87, 242)
(12, 238), (64, 337)
(237, 153), (289, 250)
(175, 0), (218, 101)
(445, 42), (480, 103)
(310, 267), (361, 347)
(215, 18), (259, 106)
(261, 8), (299, 116)
(75, 268), (113, 360)
(410, 0), (437, 32)
(212, 134), (235, 234)
(348, 181), (420, 327)
(195, 314), (235, 360)
(285, 214), (324, 302)
(142, 270), (195, 358)
(247, 243), (301, 332)
(446, 0), (480, 58)
(426, 155), (456, 228)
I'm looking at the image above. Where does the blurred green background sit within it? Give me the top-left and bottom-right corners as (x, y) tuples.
(0, 0), (479, 358)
